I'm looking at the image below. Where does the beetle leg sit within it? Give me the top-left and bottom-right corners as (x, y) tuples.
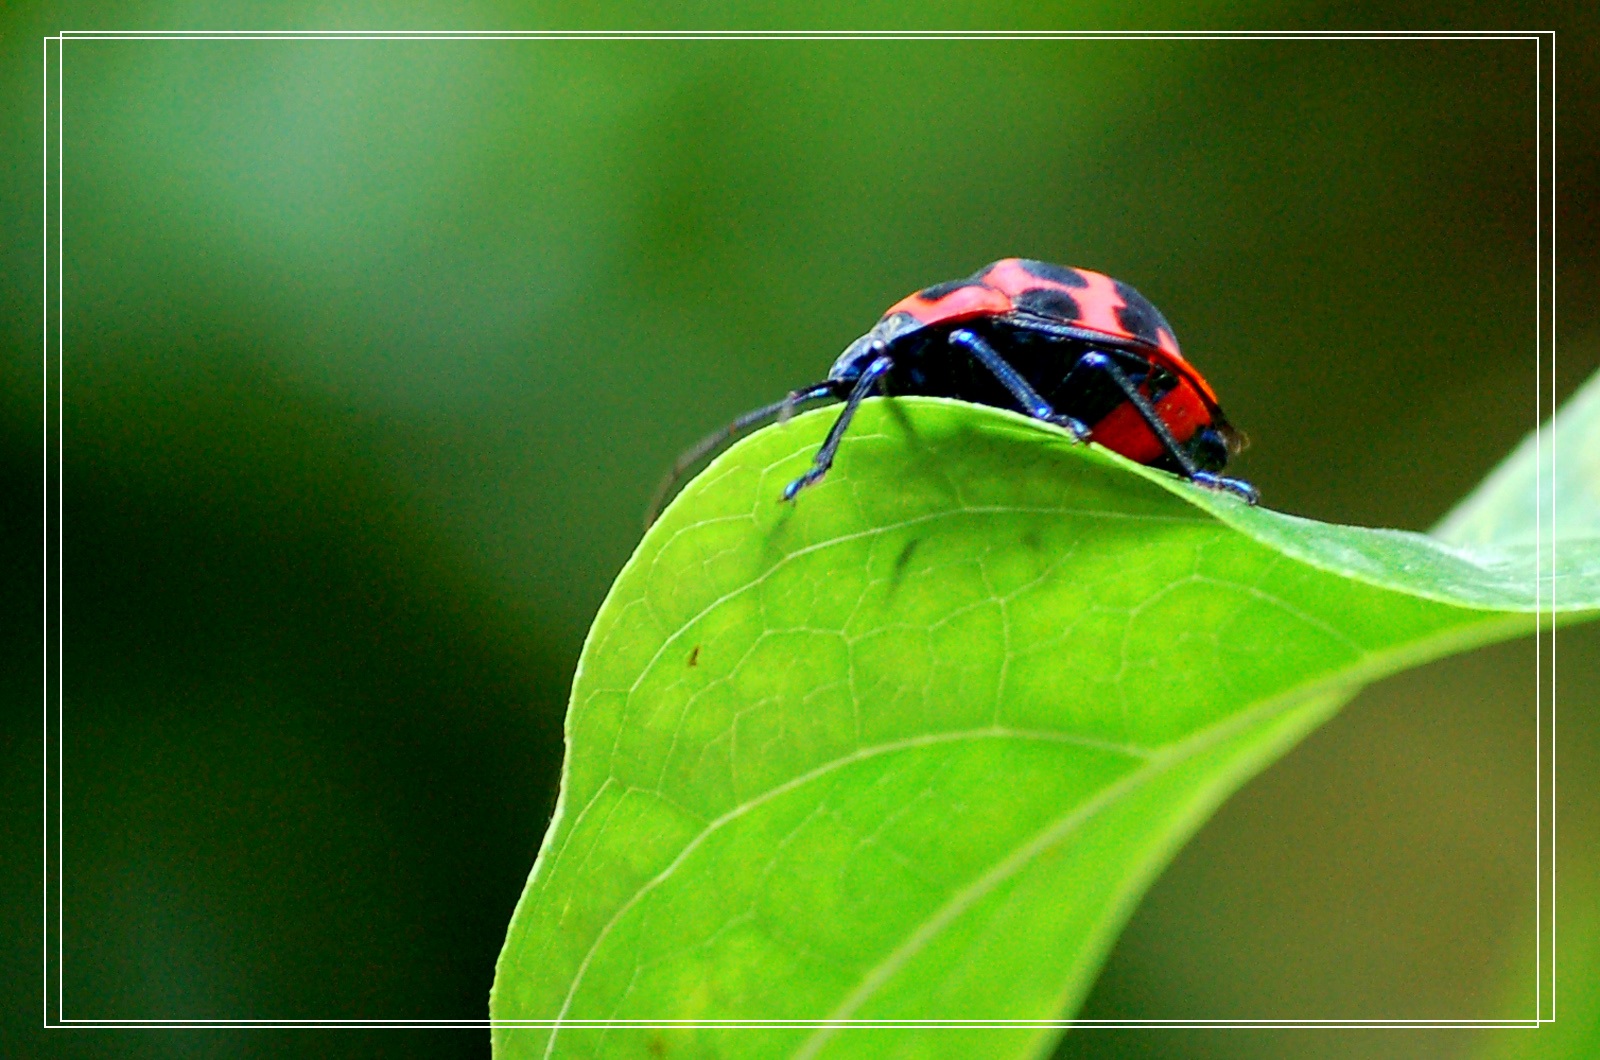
(947, 329), (1090, 440)
(1189, 470), (1260, 504)
(1071, 351), (1259, 504)
(647, 381), (837, 525)
(782, 354), (894, 501)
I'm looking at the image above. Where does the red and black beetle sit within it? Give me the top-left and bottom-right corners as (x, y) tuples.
(651, 258), (1256, 523)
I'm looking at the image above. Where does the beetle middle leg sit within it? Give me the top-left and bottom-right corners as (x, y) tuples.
(946, 328), (1090, 440)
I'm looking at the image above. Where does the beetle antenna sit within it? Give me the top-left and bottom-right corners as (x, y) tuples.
(646, 381), (837, 527)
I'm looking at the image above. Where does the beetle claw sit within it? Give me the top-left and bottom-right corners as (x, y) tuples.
(1047, 414), (1091, 442)
(782, 469), (825, 501)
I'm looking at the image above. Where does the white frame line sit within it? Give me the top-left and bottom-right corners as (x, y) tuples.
(39, 27), (1557, 1032)
(1534, 33), (1542, 1025)
(1541, 30), (1557, 1026)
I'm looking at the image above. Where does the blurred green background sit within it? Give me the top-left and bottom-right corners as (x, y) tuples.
(4, 6), (1595, 1059)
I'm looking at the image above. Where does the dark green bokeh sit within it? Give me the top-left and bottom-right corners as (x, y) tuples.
(3, 7), (1594, 1059)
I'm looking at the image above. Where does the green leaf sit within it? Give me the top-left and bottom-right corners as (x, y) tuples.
(492, 389), (1599, 1059)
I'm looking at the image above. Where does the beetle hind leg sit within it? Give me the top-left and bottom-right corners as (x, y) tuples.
(1190, 471), (1260, 504)
(1070, 350), (1259, 506)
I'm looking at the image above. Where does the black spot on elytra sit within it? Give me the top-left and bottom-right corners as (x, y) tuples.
(916, 278), (981, 302)
(687, 645), (700, 667)
(1013, 287), (1080, 321)
(1113, 280), (1175, 346)
(1017, 259), (1088, 287)
(963, 262), (999, 284)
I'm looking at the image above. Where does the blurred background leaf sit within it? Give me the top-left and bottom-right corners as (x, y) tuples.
(1436, 357), (1600, 548)
(3, 5), (1594, 1058)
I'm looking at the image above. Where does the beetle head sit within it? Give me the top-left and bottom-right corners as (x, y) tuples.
(827, 312), (918, 384)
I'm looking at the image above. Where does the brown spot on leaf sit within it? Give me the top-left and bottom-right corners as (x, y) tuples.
(687, 645), (700, 667)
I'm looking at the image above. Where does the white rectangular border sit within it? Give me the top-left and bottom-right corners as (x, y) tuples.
(40, 28), (1558, 1032)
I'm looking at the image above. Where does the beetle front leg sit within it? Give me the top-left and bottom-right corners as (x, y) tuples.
(782, 354), (894, 501)
(648, 380), (837, 524)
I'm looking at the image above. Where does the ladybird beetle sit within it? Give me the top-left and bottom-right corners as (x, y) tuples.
(650, 258), (1256, 523)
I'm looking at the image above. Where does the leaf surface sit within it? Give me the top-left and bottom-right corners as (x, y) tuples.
(493, 387), (1599, 1060)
